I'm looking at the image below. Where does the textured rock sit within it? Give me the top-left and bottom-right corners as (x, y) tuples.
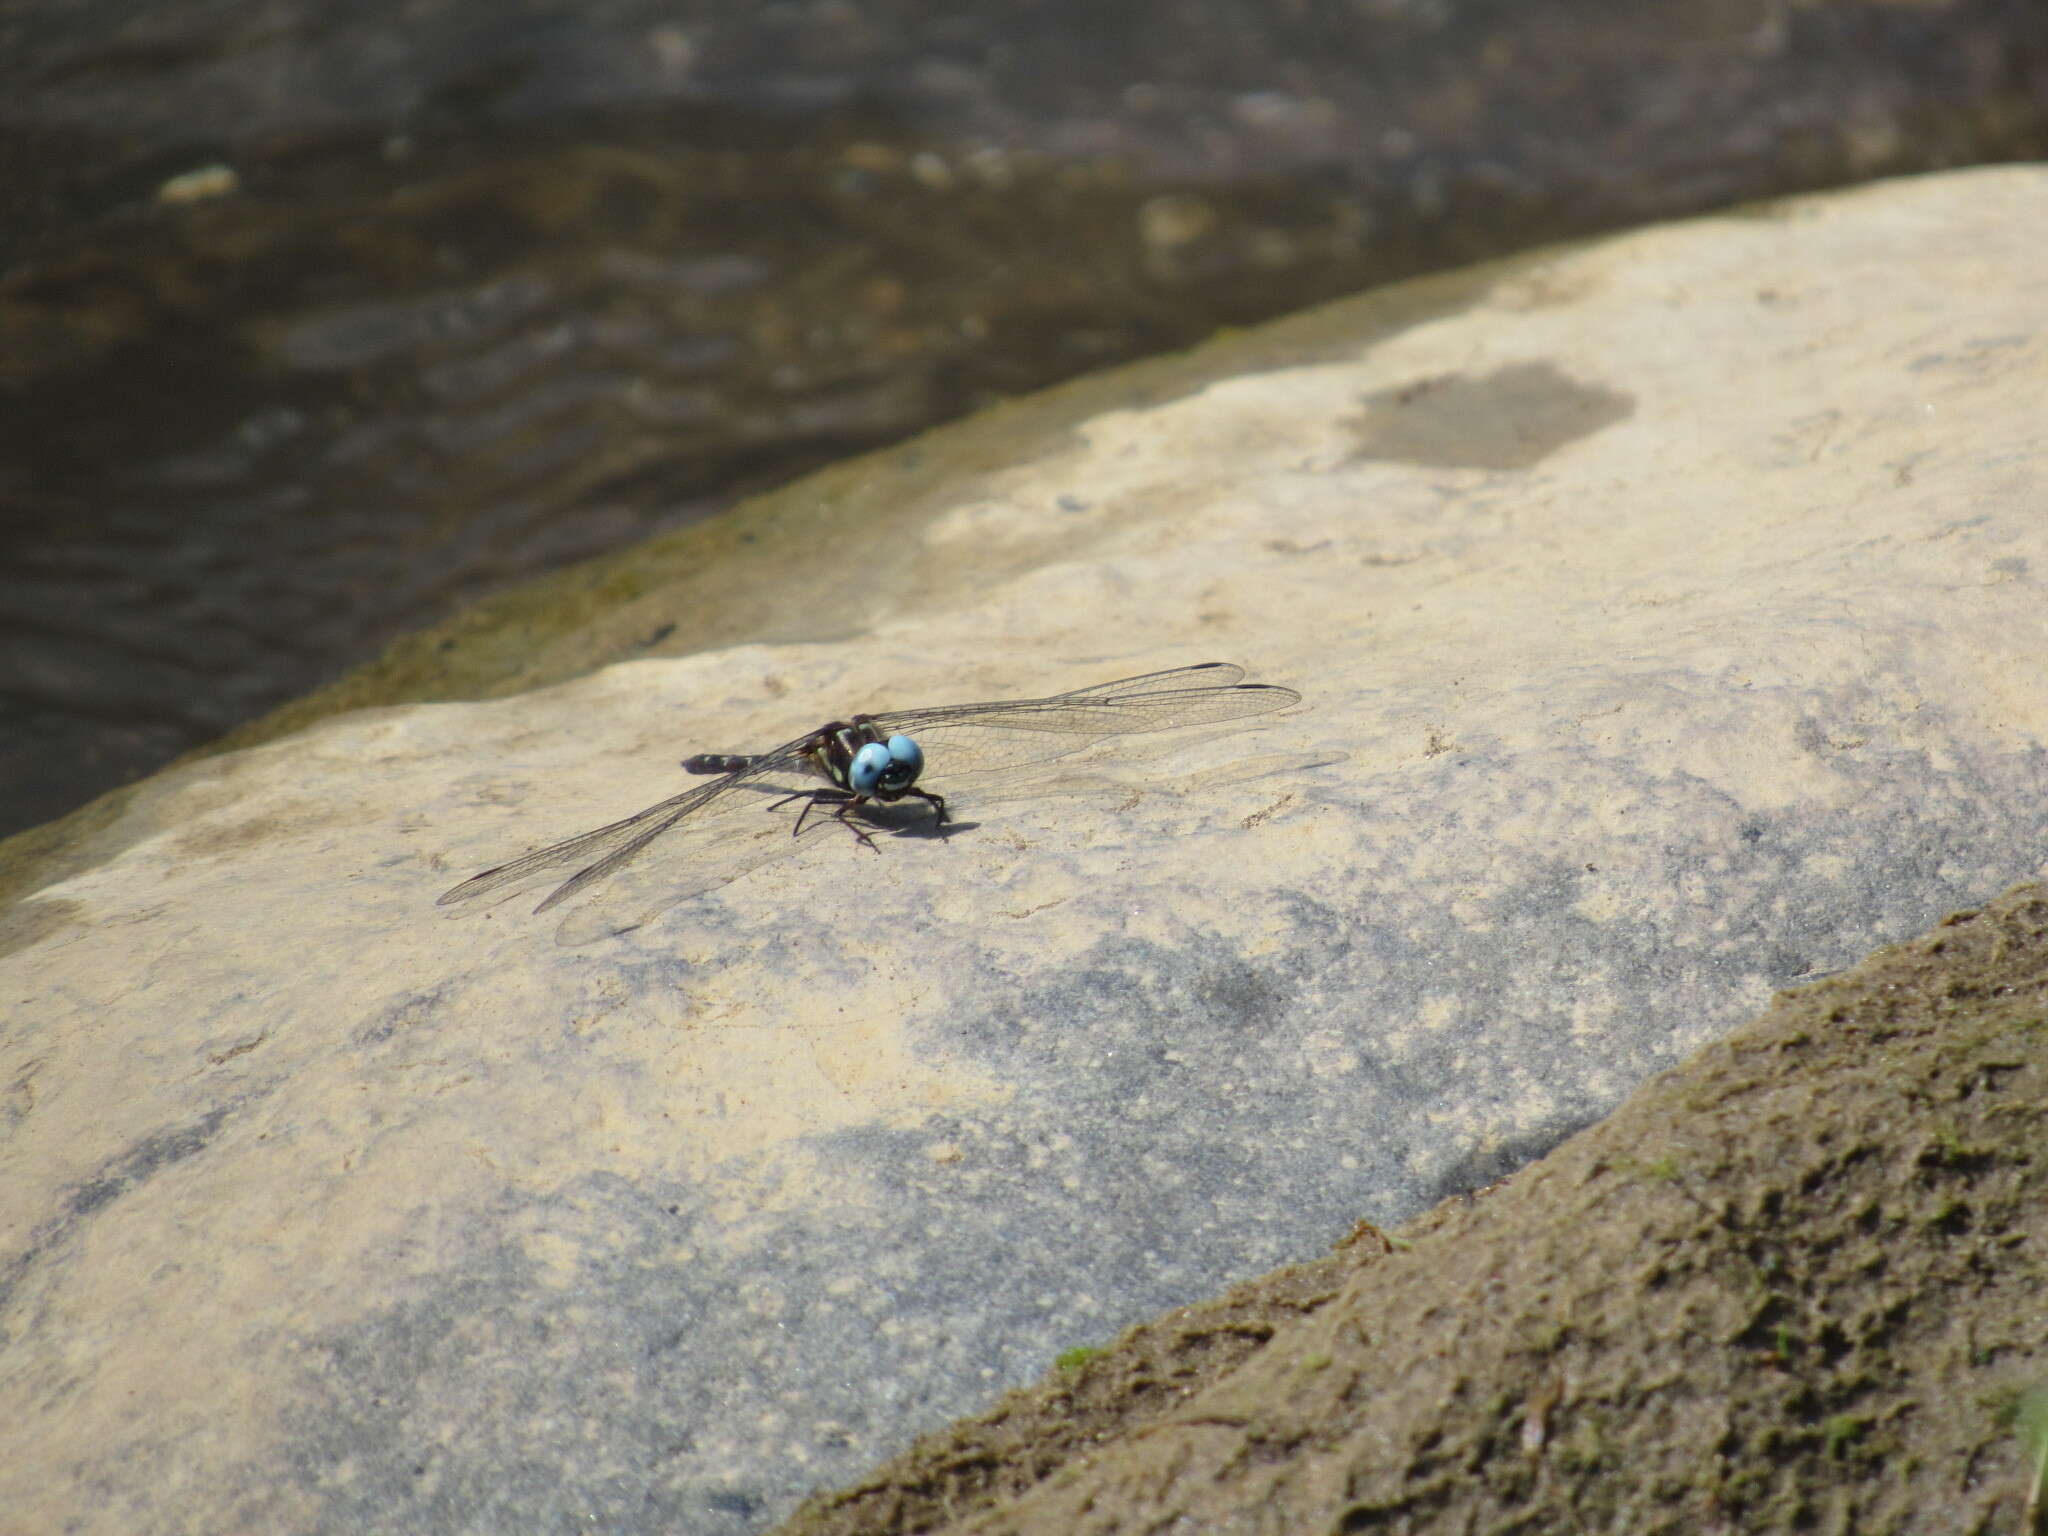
(4, 166), (2046, 1534)
(779, 884), (2048, 1535)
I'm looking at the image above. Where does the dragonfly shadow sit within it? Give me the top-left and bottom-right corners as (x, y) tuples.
(779, 799), (964, 846)
(711, 779), (969, 842)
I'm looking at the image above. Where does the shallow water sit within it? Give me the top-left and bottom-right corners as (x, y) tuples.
(3, 0), (2043, 838)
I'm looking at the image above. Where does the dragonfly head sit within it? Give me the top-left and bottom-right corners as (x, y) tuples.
(848, 733), (925, 799)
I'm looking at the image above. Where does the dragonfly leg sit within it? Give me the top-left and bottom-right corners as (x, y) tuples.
(902, 786), (948, 826)
(770, 787), (882, 849)
(769, 786), (942, 844)
(827, 797), (883, 851)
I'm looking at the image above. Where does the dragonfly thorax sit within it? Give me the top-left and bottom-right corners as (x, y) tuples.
(812, 717), (926, 801)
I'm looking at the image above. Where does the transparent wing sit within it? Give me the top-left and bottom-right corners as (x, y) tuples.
(550, 805), (856, 946)
(437, 661), (1300, 935)
(870, 663), (1298, 778)
(875, 662), (1294, 739)
(436, 739), (814, 914)
(1052, 662), (1245, 696)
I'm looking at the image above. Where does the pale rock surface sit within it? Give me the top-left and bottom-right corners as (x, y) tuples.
(4, 166), (2046, 1534)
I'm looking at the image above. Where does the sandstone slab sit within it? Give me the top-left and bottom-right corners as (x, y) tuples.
(4, 166), (2045, 1533)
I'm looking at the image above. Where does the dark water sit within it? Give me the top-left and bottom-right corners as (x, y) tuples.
(2, 0), (2044, 839)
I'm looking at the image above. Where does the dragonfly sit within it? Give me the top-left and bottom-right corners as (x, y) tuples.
(437, 661), (1299, 925)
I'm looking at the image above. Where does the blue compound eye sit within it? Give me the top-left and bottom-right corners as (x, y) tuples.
(886, 734), (924, 780)
(848, 741), (894, 795)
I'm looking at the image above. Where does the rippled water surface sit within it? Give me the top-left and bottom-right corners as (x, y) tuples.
(3, 0), (2044, 838)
